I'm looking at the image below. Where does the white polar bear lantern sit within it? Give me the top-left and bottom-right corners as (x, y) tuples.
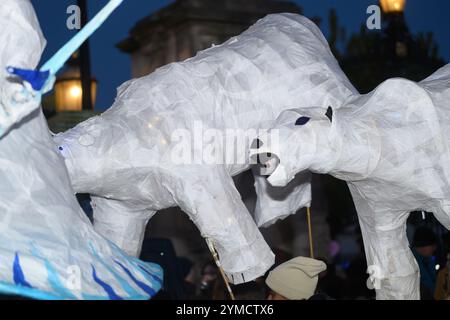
(0, 0), (162, 300)
(54, 13), (357, 284)
(251, 64), (450, 299)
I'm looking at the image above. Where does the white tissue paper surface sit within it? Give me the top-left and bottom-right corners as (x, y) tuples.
(0, 0), (162, 300)
(254, 64), (450, 299)
(54, 13), (357, 284)
(0, 0), (45, 138)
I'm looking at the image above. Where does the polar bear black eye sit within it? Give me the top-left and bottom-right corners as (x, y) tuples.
(57, 144), (70, 158)
(295, 117), (310, 126)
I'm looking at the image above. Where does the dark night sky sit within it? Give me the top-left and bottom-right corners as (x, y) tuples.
(31, 0), (450, 111)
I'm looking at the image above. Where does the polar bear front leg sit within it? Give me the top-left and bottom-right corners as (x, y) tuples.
(349, 187), (420, 300)
(91, 196), (156, 257)
(171, 166), (275, 284)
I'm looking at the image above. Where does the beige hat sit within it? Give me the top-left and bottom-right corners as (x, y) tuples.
(266, 257), (327, 300)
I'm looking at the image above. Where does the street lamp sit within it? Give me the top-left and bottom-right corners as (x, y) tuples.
(54, 54), (97, 112)
(380, 0), (410, 59)
(380, 0), (406, 14)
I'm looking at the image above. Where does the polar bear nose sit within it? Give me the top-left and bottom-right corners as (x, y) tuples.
(249, 137), (280, 175)
(259, 154), (280, 176)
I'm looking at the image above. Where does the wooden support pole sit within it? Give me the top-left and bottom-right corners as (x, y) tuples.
(206, 239), (236, 300)
(307, 207), (314, 259)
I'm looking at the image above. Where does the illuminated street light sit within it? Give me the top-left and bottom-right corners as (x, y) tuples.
(380, 0), (406, 14)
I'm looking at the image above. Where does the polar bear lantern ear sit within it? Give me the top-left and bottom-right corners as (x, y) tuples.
(325, 106), (333, 123)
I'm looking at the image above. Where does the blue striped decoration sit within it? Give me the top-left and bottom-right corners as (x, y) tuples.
(88, 242), (139, 297)
(91, 265), (123, 300)
(112, 243), (163, 285)
(13, 253), (33, 288)
(115, 261), (156, 297)
(30, 244), (77, 300)
(138, 264), (163, 286)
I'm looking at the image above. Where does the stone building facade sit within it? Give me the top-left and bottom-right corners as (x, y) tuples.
(118, 0), (302, 77)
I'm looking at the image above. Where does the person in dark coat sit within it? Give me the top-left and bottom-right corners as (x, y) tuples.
(434, 233), (450, 300)
(411, 227), (438, 300)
